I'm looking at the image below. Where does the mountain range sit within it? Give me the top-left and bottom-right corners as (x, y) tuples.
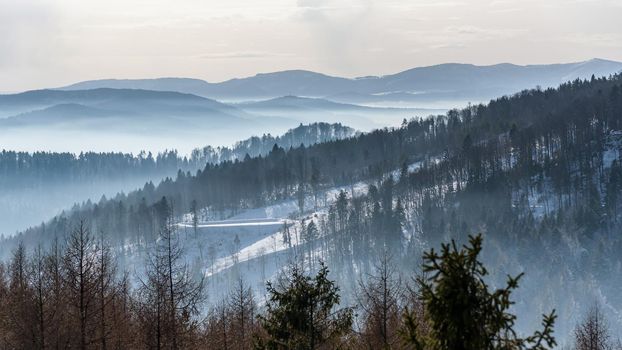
(0, 59), (620, 154)
(59, 58), (622, 106)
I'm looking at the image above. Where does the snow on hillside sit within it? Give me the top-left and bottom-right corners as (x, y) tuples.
(114, 164), (385, 307)
(118, 131), (622, 309)
(132, 160), (412, 305)
(514, 130), (622, 220)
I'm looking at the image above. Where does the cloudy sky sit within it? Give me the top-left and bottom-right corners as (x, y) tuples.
(1, 0), (621, 92)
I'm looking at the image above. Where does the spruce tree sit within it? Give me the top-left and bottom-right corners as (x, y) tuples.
(402, 234), (557, 350)
(255, 262), (353, 350)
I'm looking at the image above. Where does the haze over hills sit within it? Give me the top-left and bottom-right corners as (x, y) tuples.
(0, 88), (297, 154)
(234, 95), (445, 128)
(0, 88), (257, 134)
(0, 88), (241, 120)
(1, 58), (618, 155)
(60, 58), (622, 107)
(0, 88), (436, 153)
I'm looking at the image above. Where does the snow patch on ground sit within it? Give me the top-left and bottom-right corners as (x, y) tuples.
(165, 160), (426, 303)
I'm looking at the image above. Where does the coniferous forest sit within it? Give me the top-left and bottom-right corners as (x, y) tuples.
(1, 73), (622, 348)
(0, 122), (354, 235)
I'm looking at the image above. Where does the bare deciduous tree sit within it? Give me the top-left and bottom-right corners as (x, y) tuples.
(357, 251), (403, 349)
(574, 304), (614, 350)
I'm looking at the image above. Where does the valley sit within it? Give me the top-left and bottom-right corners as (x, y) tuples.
(4, 0), (621, 347)
(1, 62), (621, 348)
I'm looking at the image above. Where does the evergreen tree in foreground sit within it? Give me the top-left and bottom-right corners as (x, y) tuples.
(402, 234), (557, 350)
(254, 262), (353, 350)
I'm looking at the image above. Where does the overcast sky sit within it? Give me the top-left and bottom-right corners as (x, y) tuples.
(1, 0), (621, 92)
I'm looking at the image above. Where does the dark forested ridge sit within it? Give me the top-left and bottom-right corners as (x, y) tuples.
(3, 74), (622, 346)
(190, 121), (356, 165)
(0, 122), (355, 189)
(0, 150), (184, 188)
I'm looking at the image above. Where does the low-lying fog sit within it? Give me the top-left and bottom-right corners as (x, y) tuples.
(0, 108), (445, 154)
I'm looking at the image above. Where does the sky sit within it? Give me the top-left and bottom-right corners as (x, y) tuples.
(1, 0), (621, 92)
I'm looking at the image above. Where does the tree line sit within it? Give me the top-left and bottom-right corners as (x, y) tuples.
(2, 220), (582, 350)
(0, 122), (353, 190)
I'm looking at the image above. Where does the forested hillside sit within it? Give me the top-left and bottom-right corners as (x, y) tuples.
(3, 74), (622, 346)
(0, 122), (353, 235)
(190, 122), (356, 165)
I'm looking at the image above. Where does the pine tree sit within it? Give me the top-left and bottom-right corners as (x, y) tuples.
(402, 234), (557, 350)
(255, 262), (353, 349)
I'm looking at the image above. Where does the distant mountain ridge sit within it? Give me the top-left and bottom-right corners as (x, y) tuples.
(0, 88), (237, 117)
(59, 58), (622, 105)
(1, 103), (118, 126)
(233, 95), (445, 129)
(238, 95), (404, 111)
(0, 87), (253, 127)
(0, 87), (440, 140)
(0, 87), (290, 154)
